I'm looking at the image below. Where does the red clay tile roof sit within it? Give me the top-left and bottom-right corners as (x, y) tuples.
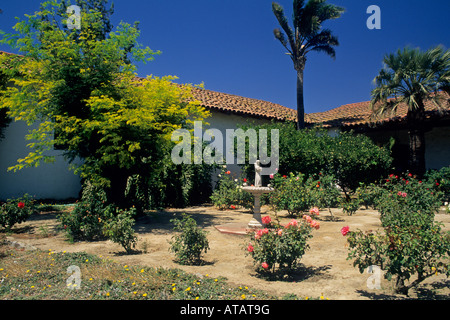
(308, 92), (450, 128)
(189, 86), (299, 121)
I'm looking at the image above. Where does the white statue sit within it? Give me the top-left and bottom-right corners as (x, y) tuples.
(254, 160), (262, 187)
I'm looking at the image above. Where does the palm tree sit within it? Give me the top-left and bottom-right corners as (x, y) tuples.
(272, 0), (344, 130)
(370, 46), (450, 176)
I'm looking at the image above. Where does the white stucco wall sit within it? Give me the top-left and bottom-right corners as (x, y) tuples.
(0, 120), (81, 201)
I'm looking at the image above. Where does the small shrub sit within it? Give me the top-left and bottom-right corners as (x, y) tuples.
(59, 181), (138, 253)
(58, 182), (110, 241)
(102, 207), (137, 254)
(169, 214), (209, 265)
(246, 216), (318, 274)
(0, 194), (36, 231)
(340, 197), (361, 215)
(210, 168), (253, 210)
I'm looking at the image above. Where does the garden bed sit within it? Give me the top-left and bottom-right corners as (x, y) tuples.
(3, 205), (450, 300)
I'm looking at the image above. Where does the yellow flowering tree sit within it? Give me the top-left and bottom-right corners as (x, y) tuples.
(0, 0), (209, 208)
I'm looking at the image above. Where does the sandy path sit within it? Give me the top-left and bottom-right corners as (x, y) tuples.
(6, 205), (450, 300)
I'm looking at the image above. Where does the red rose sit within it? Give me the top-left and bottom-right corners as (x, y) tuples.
(436, 182), (440, 186)
(243, 178), (247, 182)
(341, 226), (350, 236)
(261, 216), (271, 225)
(17, 202), (25, 209)
(247, 244), (254, 253)
(226, 171), (231, 175)
(230, 205), (236, 209)
(261, 262), (269, 270)
(282, 175), (287, 178)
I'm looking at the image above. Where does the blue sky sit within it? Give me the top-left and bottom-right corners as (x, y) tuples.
(0, 0), (449, 113)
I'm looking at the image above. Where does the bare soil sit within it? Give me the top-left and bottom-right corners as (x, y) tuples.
(5, 205), (450, 300)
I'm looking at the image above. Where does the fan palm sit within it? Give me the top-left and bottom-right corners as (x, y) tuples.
(370, 46), (450, 176)
(272, 0), (344, 129)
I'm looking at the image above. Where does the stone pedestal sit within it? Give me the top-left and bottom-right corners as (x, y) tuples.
(241, 186), (274, 229)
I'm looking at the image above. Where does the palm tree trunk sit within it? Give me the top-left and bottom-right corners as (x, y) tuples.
(407, 105), (426, 177)
(296, 69), (306, 130)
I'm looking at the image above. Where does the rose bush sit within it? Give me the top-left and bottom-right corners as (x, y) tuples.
(0, 194), (36, 231)
(268, 172), (341, 216)
(344, 173), (450, 295)
(246, 216), (319, 274)
(169, 213), (210, 265)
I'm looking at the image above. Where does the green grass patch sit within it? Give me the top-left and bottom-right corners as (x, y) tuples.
(0, 246), (292, 300)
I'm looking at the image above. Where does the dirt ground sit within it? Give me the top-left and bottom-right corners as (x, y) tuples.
(5, 205), (450, 300)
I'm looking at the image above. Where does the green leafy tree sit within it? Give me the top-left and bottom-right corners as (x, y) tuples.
(370, 46), (450, 177)
(239, 122), (392, 196)
(0, 0), (209, 208)
(272, 0), (344, 130)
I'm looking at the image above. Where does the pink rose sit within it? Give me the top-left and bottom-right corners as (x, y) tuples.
(247, 244), (254, 253)
(269, 174), (274, 179)
(286, 219), (298, 228)
(341, 226), (350, 236)
(277, 229), (283, 236)
(302, 215), (312, 223)
(309, 207), (320, 216)
(261, 262), (269, 270)
(310, 220), (320, 230)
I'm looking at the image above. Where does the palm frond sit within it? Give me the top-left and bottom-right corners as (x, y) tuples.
(273, 28), (293, 55)
(272, 2), (296, 54)
(292, 0), (305, 29)
(371, 45), (450, 121)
